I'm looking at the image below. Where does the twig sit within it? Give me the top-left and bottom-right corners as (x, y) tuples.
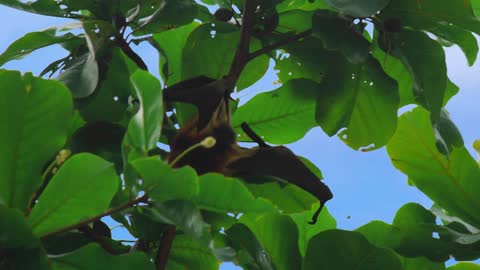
(248, 29), (312, 60)
(40, 195), (148, 239)
(115, 34), (148, 71)
(78, 225), (126, 255)
(155, 225), (177, 270)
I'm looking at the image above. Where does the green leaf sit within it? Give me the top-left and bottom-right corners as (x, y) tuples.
(182, 22), (269, 90)
(383, 29), (447, 119)
(357, 203), (480, 261)
(126, 70), (163, 154)
(153, 23), (199, 85)
(387, 108), (480, 228)
(56, 32), (99, 98)
(246, 182), (318, 213)
(50, 243), (155, 270)
(433, 110), (464, 156)
(0, 71), (72, 211)
(0, 206), (49, 270)
(0, 0), (81, 17)
(78, 48), (136, 123)
(400, 257), (445, 270)
(312, 10), (370, 63)
(167, 235), (218, 270)
(28, 153), (119, 237)
(131, 157), (199, 201)
(315, 53), (399, 151)
(0, 27), (80, 66)
(233, 79), (319, 144)
(148, 200), (212, 245)
(226, 223), (275, 270)
(290, 204), (336, 256)
(430, 24), (479, 66)
(448, 263), (480, 270)
(241, 213), (302, 270)
(303, 229), (403, 270)
(136, 0), (198, 33)
(277, 0), (330, 12)
(379, 0), (480, 35)
(325, 0), (390, 17)
(194, 173), (278, 214)
(277, 10), (313, 33)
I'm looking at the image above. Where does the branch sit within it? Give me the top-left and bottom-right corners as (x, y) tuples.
(115, 34), (149, 71)
(248, 29), (312, 60)
(155, 225), (177, 270)
(226, 0), (256, 88)
(40, 195), (148, 239)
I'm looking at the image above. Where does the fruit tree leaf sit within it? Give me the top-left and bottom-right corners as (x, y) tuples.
(50, 243), (154, 270)
(387, 108), (480, 229)
(303, 229), (403, 270)
(0, 71), (72, 211)
(28, 153), (119, 237)
(325, 0), (390, 17)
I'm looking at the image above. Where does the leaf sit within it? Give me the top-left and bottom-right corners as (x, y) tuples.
(233, 79), (319, 144)
(448, 263), (480, 270)
(315, 53), (399, 151)
(28, 153), (119, 237)
(0, 27), (80, 66)
(290, 204), (336, 256)
(182, 22), (269, 90)
(153, 23), (199, 85)
(356, 203), (480, 261)
(226, 223), (275, 270)
(312, 10), (370, 63)
(277, 0), (330, 12)
(126, 70), (163, 154)
(167, 235), (218, 270)
(430, 24), (479, 66)
(0, 71), (72, 211)
(194, 173), (278, 214)
(50, 243), (155, 270)
(378, 0), (480, 35)
(241, 213), (302, 270)
(303, 229), (403, 270)
(0, 205), (49, 270)
(386, 108), (480, 228)
(400, 256), (445, 270)
(433, 110), (464, 156)
(0, 0), (79, 17)
(246, 182), (318, 213)
(382, 29), (447, 119)
(131, 157), (199, 202)
(78, 48), (136, 123)
(147, 200), (212, 245)
(325, 0), (390, 17)
(137, 0), (198, 33)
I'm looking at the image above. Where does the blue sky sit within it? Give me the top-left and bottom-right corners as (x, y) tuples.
(1, 4), (480, 269)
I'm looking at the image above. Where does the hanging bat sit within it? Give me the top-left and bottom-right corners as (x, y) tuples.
(163, 76), (333, 224)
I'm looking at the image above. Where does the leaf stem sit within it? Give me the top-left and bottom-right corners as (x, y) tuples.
(115, 33), (148, 71)
(40, 195), (148, 239)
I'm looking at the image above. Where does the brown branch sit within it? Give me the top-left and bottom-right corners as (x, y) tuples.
(226, 0), (256, 89)
(78, 225), (126, 255)
(155, 225), (177, 270)
(115, 34), (148, 71)
(241, 122), (269, 148)
(40, 195), (148, 239)
(248, 29), (312, 60)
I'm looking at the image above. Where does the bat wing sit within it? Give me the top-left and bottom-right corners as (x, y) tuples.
(228, 146), (333, 224)
(163, 76), (228, 130)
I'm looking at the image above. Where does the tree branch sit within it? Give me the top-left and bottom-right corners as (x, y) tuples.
(115, 34), (149, 71)
(248, 29), (312, 60)
(155, 225), (177, 270)
(40, 195), (148, 239)
(226, 0), (256, 89)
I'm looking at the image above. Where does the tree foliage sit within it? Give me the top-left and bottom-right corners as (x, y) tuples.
(1, 0), (480, 269)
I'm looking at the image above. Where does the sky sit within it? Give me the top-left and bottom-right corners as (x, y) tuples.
(1, 4), (480, 269)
